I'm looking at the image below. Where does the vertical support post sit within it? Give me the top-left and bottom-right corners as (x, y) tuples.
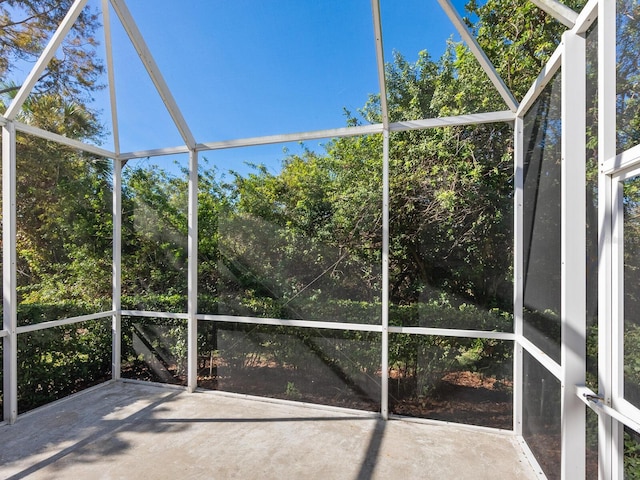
(187, 148), (199, 392)
(599, 1), (620, 478)
(560, 31), (587, 480)
(381, 129), (390, 420)
(513, 115), (524, 436)
(112, 158), (122, 380)
(370, 0), (390, 420)
(102, 0), (120, 156)
(2, 121), (17, 423)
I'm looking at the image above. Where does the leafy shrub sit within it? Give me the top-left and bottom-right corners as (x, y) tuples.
(15, 302), (112, 412)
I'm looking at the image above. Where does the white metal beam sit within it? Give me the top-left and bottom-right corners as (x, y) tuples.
(519, 336), (563, 381)
(16, 311), (115, 334)
(530, 0), (579, 29)
(371, 0), (389, 128)
(389, 326), (515, 340)
(381, 129), (390, 420)
(599, 0), (621, 478)
(560, 31), (586, 480)
(518, 46), (563, 117)
(109, 0), (196, 149)
(14, 121), (115, 159)
(604, 143), (640, 175)
(197, 124), (384, 153)
(573, 0), (599, 35)
(112, 158), (122, 380)
(390, 110), (515, 131)
(436, 0), (519, 112)
(118, 111), (517, 161)
(4, 0), (90, 120)
(197, 314), (383, 332)
(2, 122), (17, 424)
(121, 310), (189, 320)
(187, 148), (198, 392)
(102, 0), (121, 156)
(578, 386), (640, 434)
(118, 145), (191, 161)
(514, 115), (525, 436)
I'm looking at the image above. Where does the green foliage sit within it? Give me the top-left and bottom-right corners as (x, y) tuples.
(14, 303), (111, 412)
(0, 0), (104, 106)
(121, 315), (188, 384)
(4, 1), (626, 425)
(285, 381), (301, 399)
(617, 0), (640, 153)
(626, 429), (640, 479)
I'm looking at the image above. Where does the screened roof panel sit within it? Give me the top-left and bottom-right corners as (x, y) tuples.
(106, 3), (186, 153)
(378, 0), (510, 119)
(379, 0), (465, 64)
(116, 0), (380, 144)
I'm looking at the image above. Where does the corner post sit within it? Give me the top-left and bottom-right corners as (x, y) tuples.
(3, 121), (18, 423)
(112, 157), (122, 380)
(513, 115), (524, 436)
(560, 30), (587, 479)
(187, 148), (199, 392)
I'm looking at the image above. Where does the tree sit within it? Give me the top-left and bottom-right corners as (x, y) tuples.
(0, 0), (104, 107)
(12, 93), (112, 306)
(0, 1), (108, 309)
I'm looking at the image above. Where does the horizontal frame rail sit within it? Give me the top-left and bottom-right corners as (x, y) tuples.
(0, 329), (8, 338)
(530, 0), (579, 29)
(577, 386), (640, 434)
(198, 124), (383, 152)
(198, 314), (383, 332)
(12, 308), (516, 341)
(518, 336), (563, 381)
(15, 121), (116, 159)
(517, 46), (563, 117)
(16, 311), (115, 334)
(118, 110), (516, 161)
(603, 143), (640, 175)
(573, 0), (598, 34)
(389, 111), (516, 132)
(121, 310), (189, 320)
(389, 326), (515, 340)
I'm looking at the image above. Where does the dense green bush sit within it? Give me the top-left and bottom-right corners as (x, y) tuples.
(14, 302), (112, 413)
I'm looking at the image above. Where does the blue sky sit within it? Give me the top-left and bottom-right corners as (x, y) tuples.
(0, 1), (474, 175)
(87, 0), (471, 159)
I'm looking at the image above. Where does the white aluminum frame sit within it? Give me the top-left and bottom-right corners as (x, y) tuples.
(437, 0), (519, 112)
(3, 0), (89, 120)
(102, 0), (121, 156)
(513, 113), (525, 436)
(598, 1), (620, 478)
(610, 163), (640, 427)
(109, 0), (196, 150)
(4, 2), (633, 478)
(187, 148), (198, 392)
(530, 0), (579, 28)
(2, 121), (17, 424)
(16, 311), (114, 334)
(112, 157), (122, 380)
(560, 30), (587, 479)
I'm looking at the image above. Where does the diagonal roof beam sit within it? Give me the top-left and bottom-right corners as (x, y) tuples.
(370, 0), (389, 129)
(102, 0), (121, 156)
(436, 0), (519, 113)
(109, 0), (196, 149)
(4, 0), (90, 120)
(530, 0), (579, 29)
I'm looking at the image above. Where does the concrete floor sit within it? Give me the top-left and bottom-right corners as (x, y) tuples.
(0, 382), (539, 480)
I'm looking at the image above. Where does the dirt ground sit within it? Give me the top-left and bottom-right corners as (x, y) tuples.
(196, 362), (513, 430)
